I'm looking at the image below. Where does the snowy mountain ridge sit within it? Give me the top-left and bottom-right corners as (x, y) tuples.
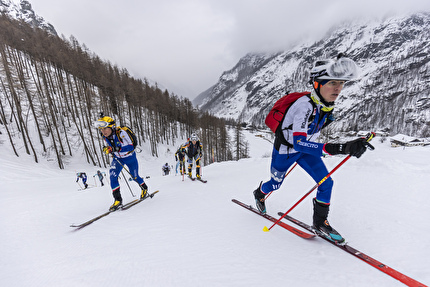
(0, 0), (57, 35)
(195, 12), (430, 137)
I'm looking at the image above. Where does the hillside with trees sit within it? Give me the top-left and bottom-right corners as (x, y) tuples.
(0, 15), (241, 169)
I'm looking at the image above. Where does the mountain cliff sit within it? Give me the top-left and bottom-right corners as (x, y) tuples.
(195, 13), (430, 137)
(0, 0), (56, 35)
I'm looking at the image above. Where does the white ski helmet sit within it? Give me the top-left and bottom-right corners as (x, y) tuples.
(190, 133), (199, 141)
(309, 54), (359, 83)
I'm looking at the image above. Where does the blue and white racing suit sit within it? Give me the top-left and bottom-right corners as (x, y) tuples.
(103, 129), (145, 193)
(261, 91), (335, 204)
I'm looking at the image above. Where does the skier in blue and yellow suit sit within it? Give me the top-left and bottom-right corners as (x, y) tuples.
(95, 115), (148, 211)
(183, 133), (203, 179)
(175, 144), (187, 175)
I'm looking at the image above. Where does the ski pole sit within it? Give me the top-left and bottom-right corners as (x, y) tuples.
(264, 155), (351, 232)
(264, 132), (375, 232)
(121, 170), (135, 197)
(111, 154), (136, 180)
(182, 160), (185, 181)
(263, 163), (298, 201)
(110, 154), (138, 197)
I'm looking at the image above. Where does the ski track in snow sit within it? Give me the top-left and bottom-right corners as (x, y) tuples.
(1, 136), (429, 287)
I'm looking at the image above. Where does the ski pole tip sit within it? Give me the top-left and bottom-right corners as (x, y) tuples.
(263, 226), (270, 232)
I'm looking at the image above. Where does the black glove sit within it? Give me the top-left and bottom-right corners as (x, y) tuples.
(344, 138), (370, 158)
(325, 138), (373, 158)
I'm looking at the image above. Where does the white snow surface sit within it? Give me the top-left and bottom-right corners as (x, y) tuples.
(1, 133), (429, 287)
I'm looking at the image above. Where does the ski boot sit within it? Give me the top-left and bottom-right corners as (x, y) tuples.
(109, 200), (122, 211)
(196, 174), (201, 179)
(140, 183), (148, 199)
(253, 182), (266, 214)
(312, 198), (345, 244)
(110, 188), (123, 211)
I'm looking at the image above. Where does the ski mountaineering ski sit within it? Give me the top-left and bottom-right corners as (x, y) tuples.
(275, 212), (427, 287)
(231, 199), (315, 239)
(122, 190), (160, 210)
(70, 190), (159, 230)
(231, 198), (426, 286)
(188, 176), (208, 183)
(77, 186), (96, 191)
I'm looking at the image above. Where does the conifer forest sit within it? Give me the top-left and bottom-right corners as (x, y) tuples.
(0, 15), (240, 169)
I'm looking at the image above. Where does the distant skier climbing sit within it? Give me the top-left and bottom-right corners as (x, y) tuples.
(76, 172), (88, 189)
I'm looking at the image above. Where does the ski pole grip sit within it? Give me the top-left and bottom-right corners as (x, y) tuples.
(364, 132), (376, 151)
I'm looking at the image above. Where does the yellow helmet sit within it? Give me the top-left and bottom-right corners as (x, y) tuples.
(94, 116), (116, 129)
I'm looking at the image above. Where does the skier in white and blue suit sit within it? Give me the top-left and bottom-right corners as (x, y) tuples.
(94, 170), (105, 186)
(95, 115), (148, 211)
(253, 54), (373, 244)
(76, 172), (88, 189)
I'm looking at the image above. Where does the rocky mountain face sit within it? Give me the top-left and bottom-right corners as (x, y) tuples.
(0, 0), (56, 35)
(195, 13), (430, 137)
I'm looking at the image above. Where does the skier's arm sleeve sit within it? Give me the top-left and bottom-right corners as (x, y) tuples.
(292, 133), (325, 156)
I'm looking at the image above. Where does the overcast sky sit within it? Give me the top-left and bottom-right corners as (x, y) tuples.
(25, 0), (430, 100)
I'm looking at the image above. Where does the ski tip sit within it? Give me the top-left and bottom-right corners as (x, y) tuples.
(263, 226), (270, 232)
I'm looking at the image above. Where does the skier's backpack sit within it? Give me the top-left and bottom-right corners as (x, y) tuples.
(265, 92), (311, 133)
(116, 126), (138, 149)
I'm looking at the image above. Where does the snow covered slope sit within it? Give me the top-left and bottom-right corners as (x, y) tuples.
(1, 132), (429, 287)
